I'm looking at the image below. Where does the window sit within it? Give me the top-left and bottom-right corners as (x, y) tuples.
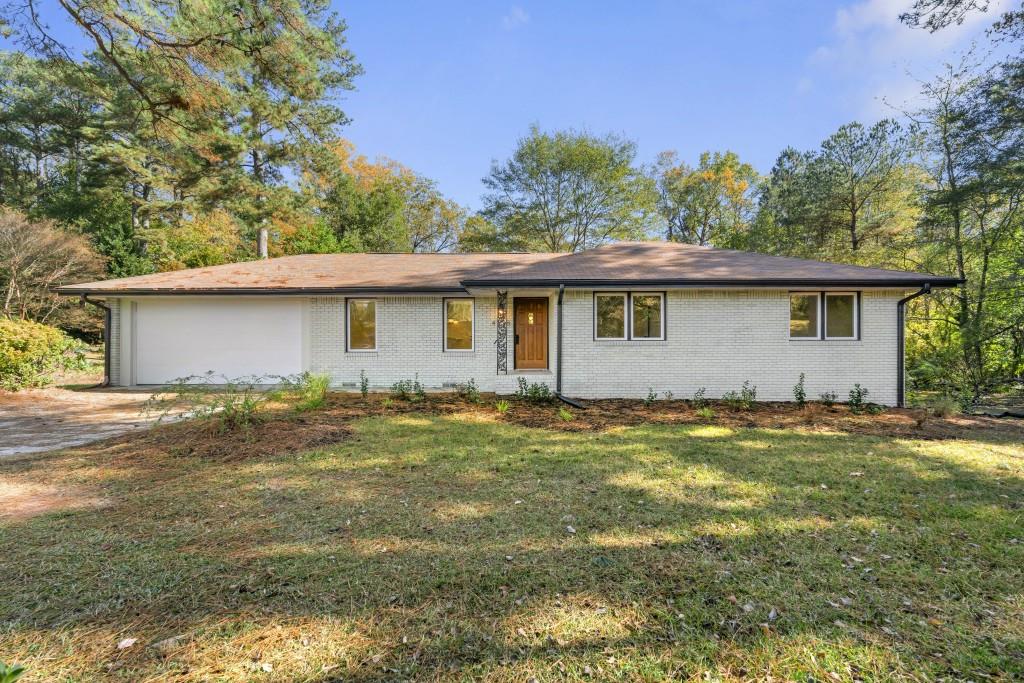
(825, 293), (857, 339)
(595, 292), (664, 341)
(789, 293), (820, 339)
(595, 293), (627, 339)
(445, 298), (474, 351)
(347, 299), (377, 351)
(632, 294), (664, 340)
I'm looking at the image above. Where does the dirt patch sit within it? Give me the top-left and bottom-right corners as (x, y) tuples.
(0, 481), (107, 520)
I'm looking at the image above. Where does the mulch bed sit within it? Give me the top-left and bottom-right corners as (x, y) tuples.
(100, 393), (1024, 463)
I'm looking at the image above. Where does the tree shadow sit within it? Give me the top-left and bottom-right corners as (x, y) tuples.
(1, 413), (1022, 680)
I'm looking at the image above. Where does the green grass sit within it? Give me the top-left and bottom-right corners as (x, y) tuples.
(1, 411), (1023, 681)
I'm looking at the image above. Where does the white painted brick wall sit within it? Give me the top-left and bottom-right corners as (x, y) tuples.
(560, 289), (903, 405)
(106, 289), (906, 405)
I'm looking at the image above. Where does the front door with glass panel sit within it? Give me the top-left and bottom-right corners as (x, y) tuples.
(514, 298), (548, 369)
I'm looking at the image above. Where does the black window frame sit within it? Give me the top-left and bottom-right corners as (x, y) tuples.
(788, 291), (861, 341)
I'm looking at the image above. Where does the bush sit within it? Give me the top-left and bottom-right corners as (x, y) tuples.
(495, 399), (510, 414)
(644, 387), (658, 406)
(691, 387), (708, 409)
(515, 377), (553, 403)
(558, 406), (574, 421)
(793, 373), (807, 407)
(391, 374), (426, 402)
(723, 381), (757, 410)
(359, 370), (369, 399)
(296, 372), (330, 411)
(930, 394), (959, 417)
(0, 318), (87, 391)
(819, 391), (838, 407)
(145, 373), (284, 432)
(456, 378), (481, 403)
(696, 406), (715, 420)
(848, 384), (869, 413)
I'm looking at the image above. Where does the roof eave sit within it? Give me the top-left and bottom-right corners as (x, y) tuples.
(460, 277), (964, 288)
(55, 285), (470, 296)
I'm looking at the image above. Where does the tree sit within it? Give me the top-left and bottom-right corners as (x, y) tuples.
(907, 61), (1024, 398)
(655, 150), (759, 247)
(481, 126), (658, 252)
(0, 208), (103, 324)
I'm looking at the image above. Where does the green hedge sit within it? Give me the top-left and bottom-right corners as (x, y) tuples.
(0, 318), (88, 391)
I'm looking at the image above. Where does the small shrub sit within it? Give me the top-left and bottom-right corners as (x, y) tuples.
(848, 384), (869, 413)
(929, 394), (959, 417)
(644, 387), (658, 406)
(296, 372), (329, 411)
(515, 377), (553, 403)
(145, 373), (282, 432)
(793, 373), (807, 407)
(456, 378), (481, 403)
(495, 399), (510, 414)
(724, 381), (757, 410)
(0, 318), (87, 391)
(691, 387), (708, 409)
(558, 406), (574, 421)
(696, 406), (715, 420)
(0, 661), (26, 683)
(382, 397), (394, 409)
(391, 375), (426, 402)
(662, 390), (674, 401)
(390, 378), (413, 400)
(866, 403), (885, 415)
(359, 370), (369, 399)
(819, 391), (838, 407)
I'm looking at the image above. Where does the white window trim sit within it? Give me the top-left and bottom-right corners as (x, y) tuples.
(594, 292), (628, 340)
(346, 298), (378, 352)
(789, 292), (822, 341)
(824, 292), (858, 340)
(631, 292), (666, 341)
(444, 298), (475, 352)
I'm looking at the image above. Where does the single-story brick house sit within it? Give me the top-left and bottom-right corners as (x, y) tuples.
(58, 241), (960, 406)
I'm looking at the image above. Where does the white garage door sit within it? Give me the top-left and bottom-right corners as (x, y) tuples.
(134, 298), (303, 384)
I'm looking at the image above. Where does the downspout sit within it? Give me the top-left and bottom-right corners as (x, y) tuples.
(82, 294), (111, 388)
(554, 284), (585, 409)
(896, 283), (931, 408)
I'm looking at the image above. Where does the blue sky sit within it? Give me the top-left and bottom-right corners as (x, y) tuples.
(338, 0), (1004, 207)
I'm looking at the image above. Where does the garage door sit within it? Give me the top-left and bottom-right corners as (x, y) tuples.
(134, 298), (303, 384)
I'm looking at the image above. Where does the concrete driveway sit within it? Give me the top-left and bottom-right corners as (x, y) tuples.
(0, 388), (161, 457)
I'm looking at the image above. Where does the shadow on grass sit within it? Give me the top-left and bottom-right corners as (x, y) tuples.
(1, 412), (1022, 680)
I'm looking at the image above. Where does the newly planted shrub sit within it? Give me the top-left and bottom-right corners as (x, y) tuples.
(819, 391), (838, 407)
(691, 387), (708, 409)
(494, 399), (510, 414)
(0, 318), (87, 391)
(145, 373), (285, 432)
(391, 375), (426, 402)
(359, 370), (369, 399)
(696, 406), (715, 420)
(558, 406), (574, 421)
(848, 384), (869, 413)
(515, 377), (553, 403)
(793, 373), (807, 407)
(723, 381), (757, 410)
(456, 378), (481, 403)
(929, 394), (959, 417)
(296, 372), (330, 411)
(644, 387), (658, 406)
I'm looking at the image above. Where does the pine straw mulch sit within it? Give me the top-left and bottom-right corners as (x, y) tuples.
(111, 393), (1024, 464)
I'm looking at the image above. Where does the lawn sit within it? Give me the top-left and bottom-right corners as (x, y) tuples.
(1, 398), (1022, 681)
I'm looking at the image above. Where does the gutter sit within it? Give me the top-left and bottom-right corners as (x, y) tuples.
(552, 283), (586, 410)
(896, 283), (932, 408)
(82, 295), (111, 388)
(463, 277), (963, 289)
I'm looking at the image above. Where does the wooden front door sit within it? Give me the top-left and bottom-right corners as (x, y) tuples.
(514, 298), (549, 369)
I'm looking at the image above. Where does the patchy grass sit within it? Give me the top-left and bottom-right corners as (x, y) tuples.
(1, 399), (1023, 681)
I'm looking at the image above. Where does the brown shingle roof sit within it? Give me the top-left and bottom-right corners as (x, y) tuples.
(57, 242), (959, 295)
